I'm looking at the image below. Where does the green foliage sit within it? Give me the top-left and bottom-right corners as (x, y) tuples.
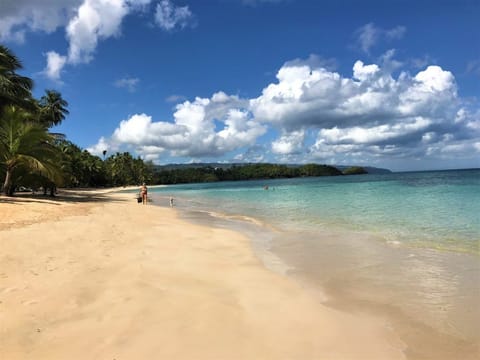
(342, 166), (367, 175)
(298, 163), (343, 177)
(0, 45), (34, 114)
(0, 106), (64, 195)
(56, 140), (107, 187)
(104, 152), (154, 187)
(152, 163), (343, 185)
(36, 90), (69, 128)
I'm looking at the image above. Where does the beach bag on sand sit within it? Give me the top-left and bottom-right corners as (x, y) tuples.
(137, 195), (142, 203)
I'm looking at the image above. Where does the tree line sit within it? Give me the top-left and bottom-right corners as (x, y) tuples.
(152, 163), (348, 184)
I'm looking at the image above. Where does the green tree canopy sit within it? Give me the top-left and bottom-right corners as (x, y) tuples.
(0, 106), (63, 195)
(0, 45), (34, 114)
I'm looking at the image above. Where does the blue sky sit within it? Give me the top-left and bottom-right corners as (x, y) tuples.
(1, 0), (479, 171)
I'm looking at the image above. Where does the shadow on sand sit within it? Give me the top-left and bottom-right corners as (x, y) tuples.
(0, 189), (124, 205)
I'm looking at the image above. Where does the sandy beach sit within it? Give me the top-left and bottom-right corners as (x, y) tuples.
(0, 189), (407, 359)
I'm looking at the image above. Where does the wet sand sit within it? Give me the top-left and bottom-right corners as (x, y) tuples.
(270, 229), (480, 360)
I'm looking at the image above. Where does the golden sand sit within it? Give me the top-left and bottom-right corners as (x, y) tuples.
(0, 189), (405, 359)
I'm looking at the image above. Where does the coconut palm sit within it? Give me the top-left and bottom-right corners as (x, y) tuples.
(0, 106), (63, 196)
(37, 89), (69, 128)
(0, 45), (34, 114)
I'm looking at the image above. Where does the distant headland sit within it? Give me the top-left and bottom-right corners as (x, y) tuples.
(151, 163), (392, 185)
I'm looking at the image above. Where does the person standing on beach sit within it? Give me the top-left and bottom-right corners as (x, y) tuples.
(140, 183), (148, 205)
(170, 196), (174, 207)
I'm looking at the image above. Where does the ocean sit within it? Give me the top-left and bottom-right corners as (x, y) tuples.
(142, 168), (479, 358)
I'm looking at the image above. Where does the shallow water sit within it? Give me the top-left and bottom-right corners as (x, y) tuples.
(142, 169), (479, 358)
(149, 169), (480, 254)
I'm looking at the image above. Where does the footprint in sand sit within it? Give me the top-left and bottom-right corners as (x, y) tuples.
(1, 286), (19, 294)
(22, 299), (38, 306)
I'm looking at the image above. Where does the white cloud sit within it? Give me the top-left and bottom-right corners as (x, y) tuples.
(0, 0), (81, 43)
(271, 130), (305, 155)
(354, 23), (406, 54)
(216, 109), (266, 152)
(87, 54), (479, 166)
(114, 76), (140, 92)
(251, 58), (458, 129)
(87, 136), (113, 156)
(90, 91), (266, 161)
(251, 55), (477, 164)
(0, 0), (195, 81)
(154, 0), (194, 31)
(319, 117), (431, 145)
(44, 51), (68, 81)
(66, 0), (129, 64)
(250, 60), (401, 129)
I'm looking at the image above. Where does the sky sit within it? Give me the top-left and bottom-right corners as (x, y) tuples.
(1, 0), (479, 171)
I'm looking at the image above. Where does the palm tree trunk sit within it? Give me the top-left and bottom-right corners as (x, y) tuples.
(3, 168), (13, 196)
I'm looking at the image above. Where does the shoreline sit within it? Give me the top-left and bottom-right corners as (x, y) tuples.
(1, 189), (406, 359)
(149, 192), (480, 359)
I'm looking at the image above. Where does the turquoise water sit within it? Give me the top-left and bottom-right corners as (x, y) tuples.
(149, 169), (480, 254)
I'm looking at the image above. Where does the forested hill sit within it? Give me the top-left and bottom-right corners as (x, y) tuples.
(151, 163), (391, 185)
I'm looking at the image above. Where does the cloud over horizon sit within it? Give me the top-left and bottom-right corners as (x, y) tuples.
(88, 56), (479, 168)
(89, 91), (266, 160)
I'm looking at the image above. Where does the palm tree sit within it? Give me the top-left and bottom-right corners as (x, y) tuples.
(0, 106), (63, 196)
(37, 89), (69, 128)
(0, 45), (34, 114)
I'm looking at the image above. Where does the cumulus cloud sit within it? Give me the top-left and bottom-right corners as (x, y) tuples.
(154, 0), (194, 31)
(44, 51), (68, 82)
(87, 136), (113, 156)
(251, 55), (478, 164)
(89, 91), (266, 161)
(251, 58), (458, 129)
(88, 54), (478, 166)
(354, 23), (406, 54)
(271, 130), (305, 155)
(66, 0), (129, 64)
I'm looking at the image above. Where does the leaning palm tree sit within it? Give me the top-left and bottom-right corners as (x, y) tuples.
(0, 106), (63, 196)
(0, 45), (34, 114)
